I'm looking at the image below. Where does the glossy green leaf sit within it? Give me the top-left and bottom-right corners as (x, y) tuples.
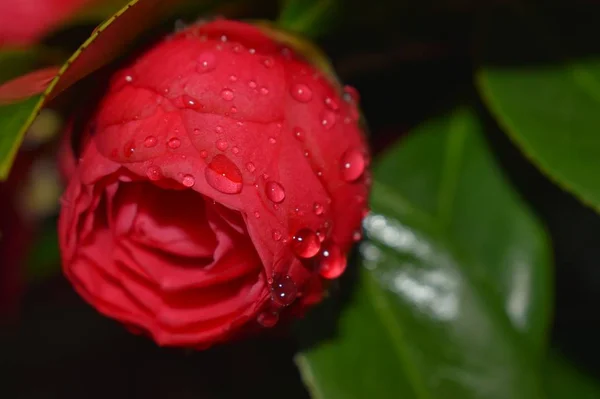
(476, 12), (600, 213)
(296, 108), (551, 399)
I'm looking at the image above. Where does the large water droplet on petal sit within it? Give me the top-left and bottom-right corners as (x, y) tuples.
(144, 136), (157, 148)
(257, 310), (279, 327)
(340, 149), (366, 182)
(270, 274), (297, 306)
(167, 137), (181, 149)
(146, 166), (162, 181)
(216, 139), (228, 151)
(205, 154), (243, 194)
(319, 242), (347, 279)
(292, 228), (321, 259)
(290, 83), (313, 102)
(265, 181), (285, 203)
(182, 174), (195, 187)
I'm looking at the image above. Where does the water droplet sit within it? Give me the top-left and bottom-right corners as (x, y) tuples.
(254, 211), (260, 218)
(220, 35), (228, 42)
(197, 52), (216, 72)
(232, 146), (240, 155)
(325, 97), (339, 111)
(232, 44), (243, 53)
(229, 74), (238, 82)
(316, 229), (326, 242)
(262, 57), (274, 68)
(216, 139), (228, 151)
(292, 228), (321, 259)
(353, 230), (363, 242)
(221, 88), (234, 101)
(257, 310), (279, 327)
(249, 48), (256, 55)
(269, 137), (277, 144)
(304, 151), (310, 158)
(272, 230), (282, 241)
(182, 95), (201, 109)
(146, 166), (161, 180)
(270, 274), (297, 306)
(290, 83), (312, 102)
(260, 87), (269, 95)
(205, 154), (243, 194)
(230, 106), (238, 114)
(340, 149), (366, 181)
(246, 162), (256, 172)
(248, 80), (257, 89)
(200, 150), (208, 158)
(182, 174), (195, 187)
(293, 127), (304, 141)
(144, 136), (157, 148)
(313, 202), (324, 215)
(193, 128), (201, 135)
(124, 142), (135, 158)
(319, 243), (347, 279)
(265, 181), (285, 203)
(343, 85), (360, 103)
(124, 74), (133, 83)
(321, 110), (337, 129)
(167, 137), (181, 149)
(215, 125), (224, 134)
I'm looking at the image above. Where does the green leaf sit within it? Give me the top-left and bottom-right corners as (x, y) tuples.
(476, 11), (600, 213)
(545, 353), (600, 399)
(296, 108), (551, 399)
(277, 0), (340, 39)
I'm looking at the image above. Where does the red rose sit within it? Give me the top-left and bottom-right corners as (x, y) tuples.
(58, 19), (370, 348)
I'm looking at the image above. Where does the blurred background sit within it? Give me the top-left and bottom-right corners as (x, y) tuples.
(1, 0), (600, 398)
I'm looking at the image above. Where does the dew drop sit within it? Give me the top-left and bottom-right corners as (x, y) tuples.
(144, 136), (157, 148)
(257, 310), (279, 327)
(205, 154), (243, 194)
(146, 166), (161, 181)
(167, 137), (181, 149)
(232, 44), (243, 53)
(197, 52), (216, 72)
(249, 48), (256, 54)
(269, 137), (277, 144)
(216, 139), (228, 151)
(272, 230), (282, 241)
(124, 74), (133, 83)
(293, 127), (304, 141)
(254, 211), (260, 218)
(343, 85), (360, 103)
(260, 87), (269, 95)
(325, 97), (339, 111)
(124, 142), (135, 158)
(230, 106), (238, 114)
(265, 181), (285, 203)
(321, 110), (337, 129)
(290, 83), (313, 102)
(319, 243), (347, 279)
(270, 274), (297, 306)
(262, 57), (274, 68)
(200, 150), (208, 158)
(340, 149), (366, 181)
(229, 74), (238, 82)
(353, 230), (363, 242)
(245, 162), (256, 172)
(182, 174), (195, 187)
(215, 125), (224, 134)
(232, 146), (240, 155)
(313, 202), (324, 215)
(193, 128), (201, 135)
(248, 80), (257, 89)
(292, 228), (321, 259)
(182, 95), (201, 109)
(221, 88), (234, 101)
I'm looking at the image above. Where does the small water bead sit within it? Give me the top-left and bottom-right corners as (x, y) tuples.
(290, 83), (313, 102)
(324, 97), (340, 111)
(313, 202), (324, 215)
(257, 310), (279, 328)
(269, 137), (277, 144)
(260, 87), (269, 95)
(272, 230), (282, 241)
(304, 151), (310, 158)
(262, 57), (274, 68)
(340, 149), (366, 182)
(200, 150), (208, 159)
(321, 110), (337, 129)
(215, 125), (224, 134)
(254, 211), (261, 218)
(197, 52), (216, 72)
(216, 139), (228, 151)
(144, 136), (158, 148)
(315, 229), (326, 243)
(221, 89), (234, 101)
(232, 146), (240, 155)
(193, 128), (201, 135)
(292, 228), (321, 259)
(249, 48), (256, 54)
(318, 243), (347, 279)
(146, 166), (161, 181)
(245, 162), (256, 172)
(293, 127), (305, 141)
(270, 274), (297, 307)
(182, 95), (201, 109)
(230, 106), (238, 114)
(124, 142), (135, 158)
(343, 85), (360, 103)
(248, 80), (257, 89)
(229, 75), (238, 82)
(124, 74), (133, 83)
(220, 35), (228, 42)
(265, 181), (285, 203)
(232, 44), (243, 53)
(205, 154), (243, 194)
(182, 174), (195, 187)
(167, 137), (181, 149)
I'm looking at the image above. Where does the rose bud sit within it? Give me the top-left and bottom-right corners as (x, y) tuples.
(58, 19), (370, 348)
